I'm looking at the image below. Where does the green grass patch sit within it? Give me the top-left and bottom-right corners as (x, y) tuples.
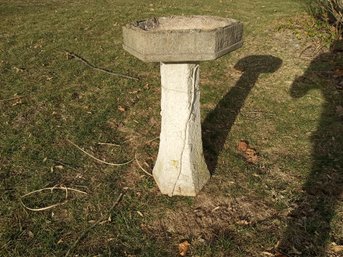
(1, 0), (342, 256)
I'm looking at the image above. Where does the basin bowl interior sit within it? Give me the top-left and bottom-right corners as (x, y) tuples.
(136, 16), (236, 31)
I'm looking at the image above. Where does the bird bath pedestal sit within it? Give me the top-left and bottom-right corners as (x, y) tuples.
(123, 16), (243, 196)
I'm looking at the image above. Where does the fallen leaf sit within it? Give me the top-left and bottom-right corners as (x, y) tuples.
(336, 105), (343, 117)
(178, 240), (190, 256)
(149, 117), (157, 126)
(237, 140), (258, 164)
(291, 246), (302, 255)
(13, 66), (25, 73)
(237, 140), (248, 152)
(27, 231), (34, 238)
(245, 148), (258, 164)
(118, 106), (126, 112)
(337, 80), (343, 90)
(12, 98), (23, 106)
(333, 68), (343, 78)
(260, 251), (274, 257)
(330, 244), (343, 253)
(236, 219), (250, 225)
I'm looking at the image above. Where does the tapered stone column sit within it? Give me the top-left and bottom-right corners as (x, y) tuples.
(153, 63), (209, 196)
(123, 15), (243, 196)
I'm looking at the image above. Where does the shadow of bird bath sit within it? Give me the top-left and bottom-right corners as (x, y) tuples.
(202, 55), (283, 174)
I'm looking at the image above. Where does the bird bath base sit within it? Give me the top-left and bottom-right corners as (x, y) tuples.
(153, 63), (210, 196)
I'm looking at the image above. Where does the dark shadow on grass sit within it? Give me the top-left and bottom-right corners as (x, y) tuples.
(202, 55), (282, 174)
(278, 40), (343, 257)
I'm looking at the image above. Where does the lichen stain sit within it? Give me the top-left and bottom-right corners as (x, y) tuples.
(170, 160), (179, 169)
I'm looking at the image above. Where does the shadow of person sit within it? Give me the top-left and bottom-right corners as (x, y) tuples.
(278, 40), (343, 256)
(202, 55), (282, 174)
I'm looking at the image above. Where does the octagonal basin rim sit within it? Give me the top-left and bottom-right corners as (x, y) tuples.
(122, 15), (243, 62)
(125, 15), (241, 33)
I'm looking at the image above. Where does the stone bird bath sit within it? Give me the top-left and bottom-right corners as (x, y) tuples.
(123, 16), (243, 196)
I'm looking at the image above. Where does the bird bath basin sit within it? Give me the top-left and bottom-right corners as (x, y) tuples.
(123, 15), (243, 62)
(123, 16), (243, 196)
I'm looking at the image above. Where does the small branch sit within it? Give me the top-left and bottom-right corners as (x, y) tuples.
(21, 200), (69, 212)
(20, 186), (88, 212)
(0, 95), (25, 102)
(67, 139), (133, 166)
(299, 45), (312, 58)
(97, 142), (120, 147)
(65, 192), (124, 257)
(21, 186), (87, 198)
(145, 136), (159, 144)
(64, 50), (139, 81)
(135, 153), (153, 177)
(108, 192), (125, 214)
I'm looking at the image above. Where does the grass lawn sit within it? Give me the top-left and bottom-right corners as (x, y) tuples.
(0, 0), (342, 256)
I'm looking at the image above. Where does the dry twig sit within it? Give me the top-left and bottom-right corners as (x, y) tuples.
(135, 153), (153, 177)
(64, 50), (139, 81)
(97, 142), (120, 147)
(0, 95), (25, 102)
(145, 136), (159, 144)
(67, 139), (133, 166)
(299, 45), (312, 58)
(20, 186), (87, 212)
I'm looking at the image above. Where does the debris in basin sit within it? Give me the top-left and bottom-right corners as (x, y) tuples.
(134, 17), (159, 30)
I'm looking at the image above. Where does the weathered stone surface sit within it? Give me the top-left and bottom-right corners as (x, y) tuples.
(153, 63), (210, 196)
(122, 16), (243, 196)
(123, 15), (243, 62)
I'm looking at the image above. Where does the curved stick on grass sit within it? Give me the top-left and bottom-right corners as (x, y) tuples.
(21, 186), (88, 198)
(135, 153), (153, 177)
(20, 186), (88, 212)
(299, 45), (312, 58)
(67, 139), (133, 166)
(20, 200), (69, 212)
(64, 50), (139, 81)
